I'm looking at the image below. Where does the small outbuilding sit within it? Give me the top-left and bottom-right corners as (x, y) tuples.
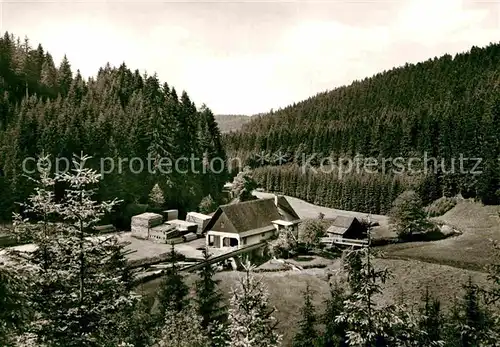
(326, 216), (366, 240)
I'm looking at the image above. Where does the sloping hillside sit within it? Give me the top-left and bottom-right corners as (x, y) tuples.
(382, 200), (500, 270)
(139, 258), (491, 347)
(224, 43), (500, 210)
(253, 191), (388, 225)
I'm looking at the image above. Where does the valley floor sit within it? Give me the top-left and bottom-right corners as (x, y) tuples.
(138, 256), (491, 347)
(138, 193), (500, 346)
(255, 191), (500, 271)
(380, 200), (500, 271)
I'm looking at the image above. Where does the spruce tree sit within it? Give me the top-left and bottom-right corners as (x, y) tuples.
(417, 287), (443, 346)
(0, 32), (228, 226)
(0, 263), (28, 346)
(389, 190), (431, 240)
(120, 297), (155, 347)
(337, 247), (393, 346)
(445, 277), (497, 346)
(336, 227), (421, 346)
(12, 153), (137, 347)
(156, 244), (189, 317)
(293, 283), (318, 347)
(317, 282), (348, 347)
(56, 55), (72, 97)
(40, 53), (57, 94)
(227, 260), (282, 347)
(484, 240), (500, 304)
(195, 247), (227, 330)
(157, 302), (209, 347)
(149, 183), (165, 208)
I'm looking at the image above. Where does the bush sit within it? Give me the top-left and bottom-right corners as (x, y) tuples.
(231, 166), (258, 202)
(299, 219), (327, 251)
(315, 248), (343, 259)
(390, 190), (433, 240)
(360, 218), (379, 228)
(0, 234), (18, 247)
(199, 195), (218, 215)
(149, 183), (165, 208)
(269, 228), (299, 259)
(422, 228), (446, 241)
(424, 197), (457, 217)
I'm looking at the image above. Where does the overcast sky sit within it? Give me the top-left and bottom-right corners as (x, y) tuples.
(1, 0), (499, 115)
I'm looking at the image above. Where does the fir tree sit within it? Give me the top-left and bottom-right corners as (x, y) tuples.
(209, 320), (231, 347)
(0, 263), (28, 346)
(336, 226), (421, 346)
(417, 287), (443, 346)
(484, 240), (500, 304)
(195, 247), (227, 330)
(56, 55), (72, 97)
(445, 278), (497, 346)
(149, 183), (165, 208)
(40, 53), (57, 93)
(227, 260), (282, 347)
(293, 283), (318, 347)
(199, 194), (218, 215)
(12, 153), (137, 347)
(157, 302), (209, 347)
(0, 32), (227, 225)
(156, 244), (189, 318)
(317, 281), (348, 347)
(119, 297), (155, 347)
(336, 246), (394, 346)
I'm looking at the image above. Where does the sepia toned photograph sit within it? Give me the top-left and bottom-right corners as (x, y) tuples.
(1, 0), (500, 346)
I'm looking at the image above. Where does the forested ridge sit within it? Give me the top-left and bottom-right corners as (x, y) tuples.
(223, 43), (500, 213)
(0, 32), (227, 224)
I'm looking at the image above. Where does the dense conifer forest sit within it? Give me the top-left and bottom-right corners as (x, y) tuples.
(0, 32), (227, 225)
(3, 28), (500, 347)
(224, 43), (500, 213)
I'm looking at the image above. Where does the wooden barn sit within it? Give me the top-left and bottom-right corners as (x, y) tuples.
(326, 216), (366, 240)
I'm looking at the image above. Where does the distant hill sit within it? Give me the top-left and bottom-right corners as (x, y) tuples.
(223, 43), (500, 213)
(214, 114), (252, 133)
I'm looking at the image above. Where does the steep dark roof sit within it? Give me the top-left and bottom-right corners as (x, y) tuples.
(276, 195), (300, 220)
(204, 198), (282, 234)
(332, 216), (357, 228)
(326, 216), (358, 235)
